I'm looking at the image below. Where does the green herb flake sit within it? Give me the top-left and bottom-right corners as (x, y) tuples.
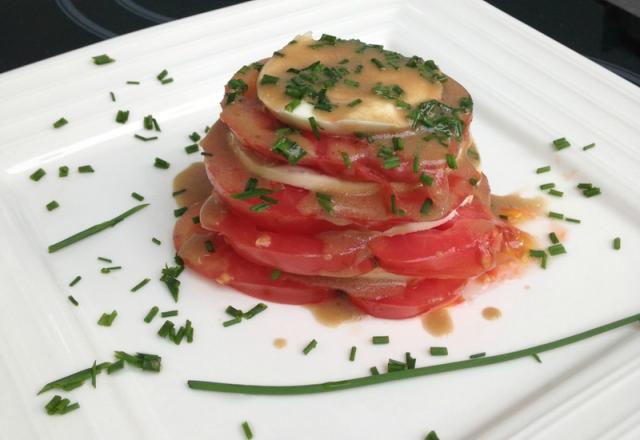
(582, 143), (596, 151)
(260, 74), (280, 85)
(30, 168), (46, 182)
(46, 201), (60, 211)
(372, 336), (390, 345)
(131, 278), (150, 293)
(446, 154), (457, 169)
(349, 346), (357, 362)
(185, 144), (199, 154)
(67, 296), (79, 306)
(161, 310), (178, 318)
(565, 217), (581, 224)
(53, 117), (68, 128)
(430, 346), (448, 356)
(242, 421), (254, 440)
(134, 134), (158, 142)
(552, 137), (571, 150)
(97, 310), (118, 327)
(536, 165), (551, 174)
(383, 156), (401, 169)
(548, 243), (567, 256)
(285, 99), (301, 112)
(425, 430), (441, 440)
(92, 54), (115, 65)
(420, 198), (433, 215)
(315, 192), (333, 214)
(58, 166), (69, 177)
(131, 192), (144, 201)
(223, 317), (242, 327)
(78, 165), (94, 173)
(244, 303), (268, 319)
(347, 98), (363, 107)
(309, 116), (321, 139)
(110, 91), (116, 102)
(613, 237), (621, 250)
(144, 306), (159, 323)
(152, 237), (161, 245)
(115, 110), (130, 124)
(154, 157), (170, 169)
(272, 137), (307, 165)
(69, 275), (82, 287)
(303, 339), (318, 355)
(271, 269), (281, 281)
(420, 172), (434, 186)
(469, 352), (486, 359)
(341, 152), (352, 169)
(548, 211), (564, 220)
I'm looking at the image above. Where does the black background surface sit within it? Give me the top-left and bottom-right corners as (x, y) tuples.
(1, 0), (639, 85)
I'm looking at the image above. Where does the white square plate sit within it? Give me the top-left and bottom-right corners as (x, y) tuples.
(1, 0), (639, 438)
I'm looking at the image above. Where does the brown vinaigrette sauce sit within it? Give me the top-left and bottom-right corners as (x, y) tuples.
(173, 162), (212, 208)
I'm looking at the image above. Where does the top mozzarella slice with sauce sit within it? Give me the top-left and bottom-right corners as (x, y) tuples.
(257, 33), (445, 134)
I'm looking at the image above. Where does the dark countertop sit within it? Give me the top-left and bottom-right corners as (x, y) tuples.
(1, 0), (639, 85)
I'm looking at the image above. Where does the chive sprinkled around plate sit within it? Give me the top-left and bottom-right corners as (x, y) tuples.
(344, 79), (360, 88)
(549, 232), (560, 244)
(143, 115), (153, 130)
(78, 165), (94, 173)
(582, 186), (601, 198)
(387, 359), (407, 372)
(58, 166), (69, 177)
(187, 311), (640, 396)
(91, 361), (97, 388)
(548, 244), (567, 256)
(44, 395), (80, 415)
(161, 310), (178, 318)
(188, 132), (201, 142)
(134, 134), (158, 141)
(430, 347), (448, 356)
(152, 237), (161, 245)
(340, 151), (352, 169)
(30, 168), (46, 181)
(115, 110), (129, 124)
(273, 50), (284, 57)
(161, 78), (173, 85)
(226, 306), (243, 318)
(370, 58), (385, 69)
(160, 261), (183, 303)
(303, 339), (318, 355)
(115, 351), (162, 372)
(613, 237), (621, 250)
(548, 189), (563, 197)
(469, 352), (486, 359)
(46, 201), (60, 211)
(107, 359), (124, 375)
(582, 143), (596, 151)
(38, 361), (111, 394)
(144, 306), (159, 323)
(349, 346), (357, 362)
(126, 80), (140, 85)
(529, 249), (546, 258)
(244, 303), (268, 320)
(241, 421), (253, 440)
(420, 198), (433, 215)
(309, 116), (321, 139)
(204, 240), (215, 253)
(370, 366), (380, 376)
(531, 353), (543, 363)
(269, 268), (282, 281)
(406, 352), (416, 369)
(68, 296), (79, 306)
(446, 154), (457, 169)
(110, 91), (116, 102)
(48, 204), (149, 253)
(552, 137), (571, 150)
(154, 157), (170, 169)
(131, 278), (150, 292)
(536, 165), (551, 174)
(223, 317), (242, 327)
(131, 192), (144, 202)
(539, 182), (555, 190)
(69, 275), (82, 287)
(548, 211), (564, 220)
(53, 117), (68, 129)
(92, 54), (115, 65)
(100, 266), (122, 274)
(157, 69), (169, 80)
(315, 193), (333, 214)
(372, 336), (389, 345)
(97, 256), (112, 263)
(348, 98), (363, 107)
(260, 74), (279, 85)
(97, 310), (118, 326)
(425, 430), (440, 440)
(565, 217), (581, 224)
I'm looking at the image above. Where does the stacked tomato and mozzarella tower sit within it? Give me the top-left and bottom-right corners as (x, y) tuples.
(173, 34), (527, 319)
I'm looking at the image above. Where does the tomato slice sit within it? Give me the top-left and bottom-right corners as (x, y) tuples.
(199, 195), (377, 277)
(174, 203), (337, 304)
(348, 278), (467, 319)
(220, 63), (474, 183)
(369, 202), (525, 278)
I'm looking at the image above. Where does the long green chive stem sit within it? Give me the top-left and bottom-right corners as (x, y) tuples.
(48, 204), (149, 253)
(187, 311), (640, 395)
(131, 278), (150, 292)
(38, 362), (111, 394)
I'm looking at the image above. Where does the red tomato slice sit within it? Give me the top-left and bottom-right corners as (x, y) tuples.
(348, 278), (467, 319)
(369, 202), (525, 278)
(199, 195), (377, 277)
(220, 63), (474, 183)
(174, 203), (337, 304)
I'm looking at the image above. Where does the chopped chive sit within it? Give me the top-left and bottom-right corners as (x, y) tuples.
(370, 366), (380, 375)
(161, 310), (178, 318)
(582, 187), (601, 197)
(529, 249), (546, 258)
(273, 51), (284, 57)
(541, 253), (548, 269)
(315, 192), (333, 214)
(53, 117), (68, 128)
(405, 352), (416, 370)
(348, 98), (363, 107)
(157, 320), (175, 337)
(613, 237), (621, 250)
(354, 64), (363, 74)
(425, 430), (440, 440)
(225, 306), (243, 318)
(154, 157), (170, 169)
(92, 54), (115, 65)
(413, 155), (419, 173)
(126, 80), (140, 85)
(420, 198), (433, 215)
(30, 168), (46, 181)
(174, 207), (188, 217)
(245, 303), (268, 319)
(172, 188), (186, 197)
(582, 143), (596, 151)
(349, 346), (357, 362)
(78, 165), (94, 173)
(204, 240), (215, 253)
(110, 91), (116, 102)
(372, 336), (389, 345)
(420, 172), (434, 186)
(100, 266), (122, 274)
(134, 134), (158, 141)
(271, 269), (281, 281)
(46, 200), (60, 211)
(387, 359), (407, 372)
(577, 183), (592, 189)
(341, 152), (352, 169)
(48, 204), (149, 253)
(58, 166), (69, 177)
(67, 296), (79, 306)
(107, 359), (124, 374)
(260, 74), (279, 85)
(143, 115), (153, 130)
(536, 166), (551, 174)
(45, 395), (62, 414)
(115, 110), (130, 124)
(469, 177), (479, 186)
(131, 278), (150, 292)
(565, 217), (581, 224)
(552, 137), (571, 150)
(392, 137), (403, 151)
(69, 275), (82, 287)
(343, 79), (360, 87)
(539, 182), (555, 190)
(383, 156), (401, 169)
(548, 211), (564, 220)
(370, 58), (385, 69)
(161, 78), (173, 85)
(144, 306), (159, 323)
(129, 192), (145, 202)
(548, 243), (567, 256)
(469, 352), (486, 359)
(249, 203), (271, 212)
(223, 317), (242, 327)
(97, 256), (112, 263)
(114, 351), (161, 372)
(38, 362), (110, 395)
(548, 189), (564, 197)
(446, 154), (457, 169)
(303, 339), (318, 355)
(549, 232), (560, 244)
(152, 237), (161, 245)
(241, 421), (253, 439)
(191, 216), (200, 225)
(188, 132), (201, 142)
(430, 346), (448, 356)
(285, 99), (301, 112)
(309, 116), (321, 139)
(532, 353), (543, 363)
(91, 361), (97, 388)
(156, 69), (169, 80)
(97, 310), (117, 326)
